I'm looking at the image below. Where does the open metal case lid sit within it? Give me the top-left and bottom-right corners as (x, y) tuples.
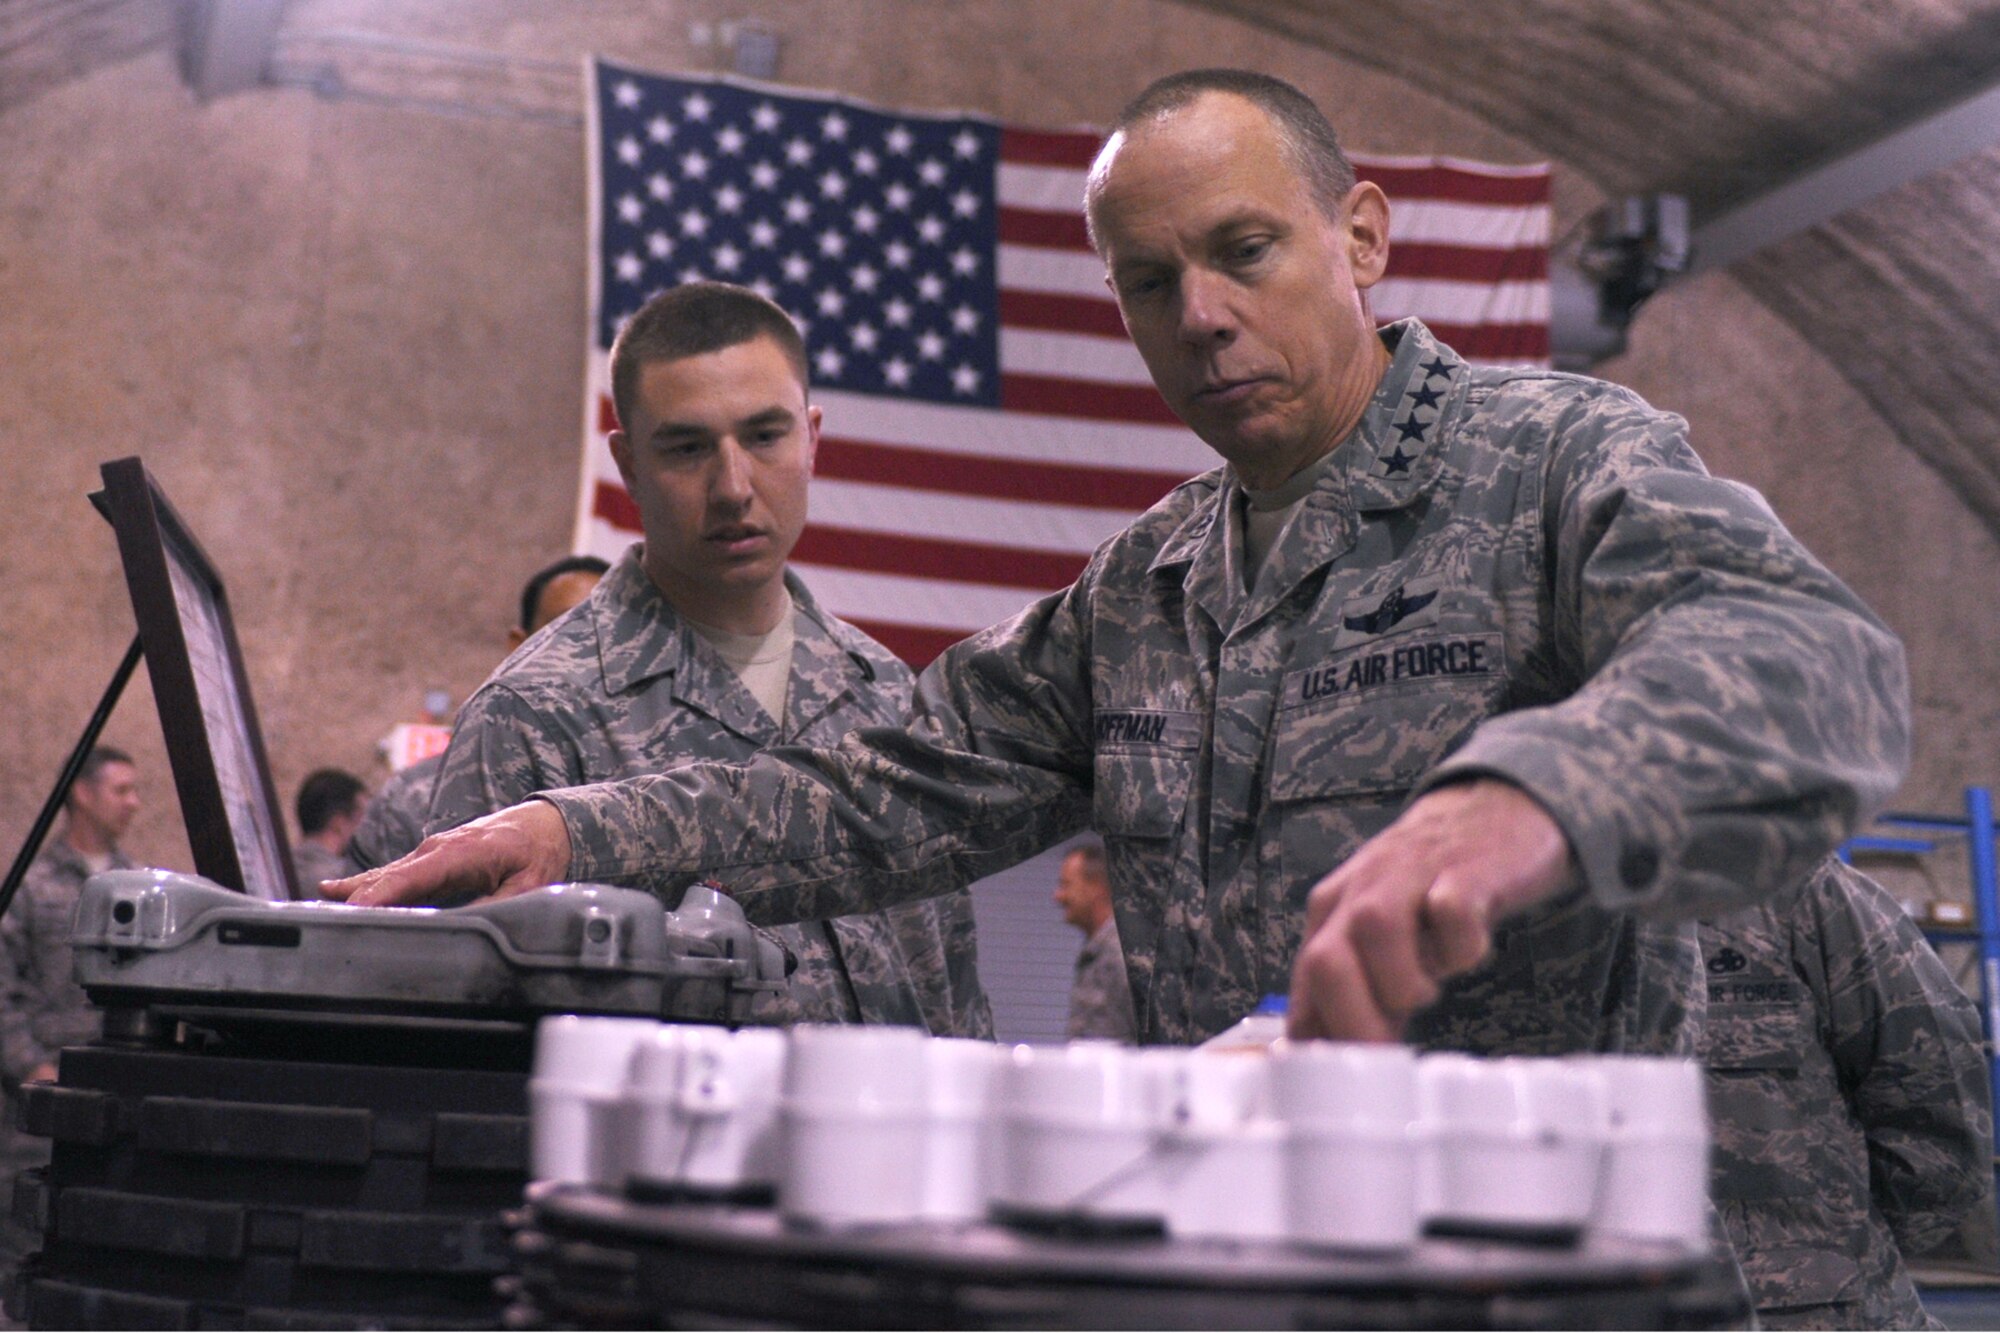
(82, 460), (792, 1028)
(73, 871), (790, 1025)
(93, 457), (297, 903)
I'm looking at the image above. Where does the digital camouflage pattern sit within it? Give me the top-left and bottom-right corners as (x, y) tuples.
(346, 753), (441, 872)
(1068, 916), (1137, 1041)
(427, 551), (992, 1038)
(540, 319), (1910, 1051)
(1702, 859), (1990, 1330)
(0, 838), (132, 1083)
(0, 837), (131, 1315)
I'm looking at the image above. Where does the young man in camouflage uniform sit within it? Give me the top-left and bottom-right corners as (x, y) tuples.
(346, 555), (610, 872)
(1703, 860), (1991, 1329)
(419, 283), (990, 1038)
(1055, 842), (1136, 1041)
(1, 747), (141, 1294)
(331, 72), (1907, 1061)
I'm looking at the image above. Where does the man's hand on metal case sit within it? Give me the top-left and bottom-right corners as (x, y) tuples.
(319, 799), (575, 908)
(1287, 779), (1576, 1043)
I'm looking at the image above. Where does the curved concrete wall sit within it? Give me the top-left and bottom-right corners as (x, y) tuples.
(0, 0), (1984, 883)
(1605, 273), (2000, 821)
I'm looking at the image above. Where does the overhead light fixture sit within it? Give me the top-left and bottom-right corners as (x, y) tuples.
(1550, 194), (1690, 369)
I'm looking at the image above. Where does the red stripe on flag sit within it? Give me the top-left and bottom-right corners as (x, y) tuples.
(1001, 373), (1179, 425)
(999, 206), (1092, 251)
(999, 127), (1100, 168)
(838, 619), (970, 670)
(795, 526), (1090, 589)
(598, 393), (619, 435)
(999, 289), (1125, 338)
(594, 479), (642, 532)
(816, 436), (1186, 511)
(1422, 322), (1552, 359)
(1386, 243), (1549, 282)
(601, 475), (1110, 586)
(1354, 164), (1550, 206)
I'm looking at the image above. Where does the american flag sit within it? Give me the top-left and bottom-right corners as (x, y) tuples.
(576, 60), (1550, 667)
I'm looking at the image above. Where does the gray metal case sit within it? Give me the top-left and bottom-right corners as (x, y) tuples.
(71, 872), (788, 1024)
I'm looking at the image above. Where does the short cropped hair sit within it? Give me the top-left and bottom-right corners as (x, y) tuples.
(1066, 839), (1108, 883)
(609, 281), (809, 434)
(519, 554), (610, 635)
(297, 768), (366, 836)
(67, 746), (133, 808)
(1085, 68), (1358, 251)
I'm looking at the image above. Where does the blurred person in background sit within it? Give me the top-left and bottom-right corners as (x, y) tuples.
(1702, 860), (1992, 1329)
(1055, 840), (1135, 1042)
(0, 746), (141, 1298)
(346, 554), (610, 872)
(292, 767), (367, 890)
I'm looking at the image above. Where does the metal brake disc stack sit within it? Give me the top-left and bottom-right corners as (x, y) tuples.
(8, 872), (788, 1330)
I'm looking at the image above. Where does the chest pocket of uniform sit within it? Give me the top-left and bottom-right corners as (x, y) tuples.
(1093, 750), (1192, 839)
(1269, 673), (1500, 804)
(1702, 997), (1817, 1202)
(1702, 997), (1811, 1072)
(1268, 676), (1501, 893)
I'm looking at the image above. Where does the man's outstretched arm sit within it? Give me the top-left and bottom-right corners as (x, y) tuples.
(323, 799), (573, 906)
(1291, 385), (1908, 1042)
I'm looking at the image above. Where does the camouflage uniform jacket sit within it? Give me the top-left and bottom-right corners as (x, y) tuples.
(1702, 859), (1990, 1330)
(1, 838), (133, 1083)
(346, 753), (441, 872)
(541, 319), (1910, 1050)
(427, 550), (992, 1038)
(1068, 917), (1137, 1042)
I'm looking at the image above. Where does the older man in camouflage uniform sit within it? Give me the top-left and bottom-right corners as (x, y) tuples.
(1703, 859), (1991, 1329)
(332, 72), (1907, 1062)
(420, 283), (990, 1038)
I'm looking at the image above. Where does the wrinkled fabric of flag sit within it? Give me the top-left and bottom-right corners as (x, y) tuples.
(575, 60), (1551, 668)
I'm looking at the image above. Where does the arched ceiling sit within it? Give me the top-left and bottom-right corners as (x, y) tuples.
(1174, 0), (2000, 540)
(0, 0), (179, 114)
(11, 0), (2000, 538)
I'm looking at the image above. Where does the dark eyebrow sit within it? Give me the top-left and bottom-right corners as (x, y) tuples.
(646, 419), (711, 445)
(648, 405), (797, 443)
(741, 406), (797, 431)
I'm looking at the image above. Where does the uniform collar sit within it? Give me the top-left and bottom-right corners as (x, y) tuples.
(592, 548), (870, 741)
(1147, 320), (1465, 629)
(45, 835), (130, 878)
(590, 549), (689, 698)
(1084, 915), (1120, 956)
(783, 577), (878, 740)
(1345, 317), (1465, 512)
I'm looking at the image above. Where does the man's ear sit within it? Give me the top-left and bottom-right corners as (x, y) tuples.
(1345, 180), (1391, 289)
(609, 429), (637, 490)
(804, 404), (822, 476)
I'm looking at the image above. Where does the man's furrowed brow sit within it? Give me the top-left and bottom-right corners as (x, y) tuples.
(647, 418), (712, 444)
(741, 405), (797, 431)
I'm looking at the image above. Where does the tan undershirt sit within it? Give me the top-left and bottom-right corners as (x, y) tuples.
(1240, 448), (1340, 589)
(685, 597), (796, 725)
